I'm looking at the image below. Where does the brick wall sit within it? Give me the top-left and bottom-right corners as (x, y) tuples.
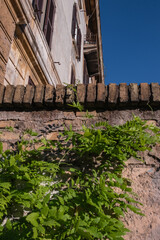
(0, 83), (160, 239)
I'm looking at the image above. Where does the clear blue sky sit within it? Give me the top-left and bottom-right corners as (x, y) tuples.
(99, 0), (160, 85)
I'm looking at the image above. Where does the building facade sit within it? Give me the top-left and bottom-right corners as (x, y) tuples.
(0, 0), (104, 86)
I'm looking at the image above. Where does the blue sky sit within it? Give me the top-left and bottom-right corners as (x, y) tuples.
(99, 0), (160, 85)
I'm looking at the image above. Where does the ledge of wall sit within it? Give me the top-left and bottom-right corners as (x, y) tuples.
(0, 82), (160, 109)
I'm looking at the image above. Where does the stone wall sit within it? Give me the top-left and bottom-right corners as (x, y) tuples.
(0, 82), (159, 239)
(0, 1), (16, 84)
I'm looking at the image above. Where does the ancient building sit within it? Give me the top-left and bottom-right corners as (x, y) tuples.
(0, 0), (104, 86)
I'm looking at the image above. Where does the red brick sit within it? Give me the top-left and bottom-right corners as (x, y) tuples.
(0, 120), (15, 128)
(151, 83), (160, 105)
(129, 83), (139, 104)
(86, 84), (96, 107)
(34, 85), (45, 106)
(97, 83), (107, 107)
(23, 85), (35, 107)
(66, 86), (75, 104)
(0, 84), (5, 104)
(3, 85), (15, 106)
(44, 84), (55, 106)
(13, 85), (25, 106)
(108, 84), (118, 106)
(55, 85), (65, 107)
(77, 84), (86, 104)
(119, 83), (128, 106)
(140, 83), (151, 104)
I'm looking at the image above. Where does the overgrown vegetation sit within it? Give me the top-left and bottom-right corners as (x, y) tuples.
(0, 115), (160, 240)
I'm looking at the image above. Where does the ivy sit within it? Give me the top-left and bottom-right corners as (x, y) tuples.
(0, 117), (160, 239)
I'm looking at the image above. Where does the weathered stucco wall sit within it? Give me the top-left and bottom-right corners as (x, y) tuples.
(0, 82), (159, 239)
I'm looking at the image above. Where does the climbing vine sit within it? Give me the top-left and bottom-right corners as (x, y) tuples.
(0, 116), (160, 240)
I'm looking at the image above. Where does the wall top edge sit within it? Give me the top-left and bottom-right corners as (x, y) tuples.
(0, 83), (159, 110)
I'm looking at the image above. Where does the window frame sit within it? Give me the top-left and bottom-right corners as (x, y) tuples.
(43, 0), (56, 49)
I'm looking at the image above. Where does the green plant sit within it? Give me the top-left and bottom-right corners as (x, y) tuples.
(0, 116), (159, 240)
(5, 126), (14, 132)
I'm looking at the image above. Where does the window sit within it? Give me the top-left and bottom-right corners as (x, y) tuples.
(71, 3), (82, 61)
(32, 0), (56, 48)
(43, 0), (56, 48)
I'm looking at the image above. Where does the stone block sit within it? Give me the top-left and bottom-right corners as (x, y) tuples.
(86, 84), (96, 107)
(0, 120), (15, 128)
(0, 61), (6, 84)
(145, 120), (157, 126)
(0, 27), (12, 62)
(46, 132), (59, 141)
(0, 132), (20, 141)
(64, 111), (76, 119)
(76, 111), (97, 117)
(65, 86), (75, 104)
(34, 85), (45, 107)
(77, 84), (86, 104)
(13, 85), (25, 106)
(140, 83), (151, 104)
(0, 84), (5, 104)
(150, 83), (160, 105)
(55, 85), (65, 107)
(97, 83), (107, 107)
(119, 83), (128, 106)
(3, 85), (15, 106)
(2, 142), (9, 151)
(44, 84), (55, 106)
(23, 85), (35, 107)
(129, 83), (139, 105)
(108, 83), (118, 106)
(0, 1), (15, 40)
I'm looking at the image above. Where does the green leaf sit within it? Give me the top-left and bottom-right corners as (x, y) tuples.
(6, 219), (12, 230)
(26, 212), (39, 227)
(33, 227), (38, 239)
(43, 193), (50, 205)
(41, 205), (49, 217)
(0, 182), (11, 189)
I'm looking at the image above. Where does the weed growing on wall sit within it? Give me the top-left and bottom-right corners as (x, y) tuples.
(0, 116), (160, 240)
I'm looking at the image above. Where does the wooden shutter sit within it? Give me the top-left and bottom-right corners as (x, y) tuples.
(32, 0), (43, 21)
(77, 26), (82, 60)
(43, 0), (56, 48)
(71, 3), (77, 38)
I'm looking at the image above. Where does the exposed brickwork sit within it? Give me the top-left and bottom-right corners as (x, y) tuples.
(0, 83), (159, 109)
